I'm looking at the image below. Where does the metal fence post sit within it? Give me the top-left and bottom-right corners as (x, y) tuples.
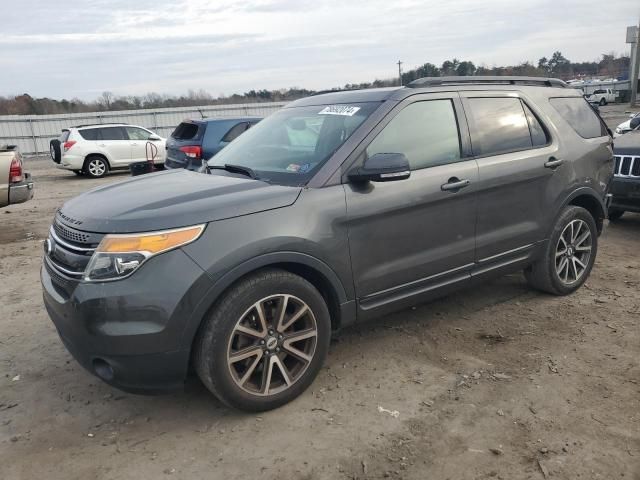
(28, 118), (38, 154)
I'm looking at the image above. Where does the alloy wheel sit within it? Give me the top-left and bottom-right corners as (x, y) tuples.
(227, 294), (317, 396)
(88, 159), (106, 176)
(555, 219), (592, 285)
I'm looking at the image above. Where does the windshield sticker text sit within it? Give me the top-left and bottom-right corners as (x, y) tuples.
(318, 105), (361, 116)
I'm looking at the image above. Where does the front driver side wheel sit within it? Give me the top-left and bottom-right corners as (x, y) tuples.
(194, 269), (331, 411)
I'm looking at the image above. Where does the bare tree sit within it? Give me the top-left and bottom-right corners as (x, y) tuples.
(98, 91), (114, 110)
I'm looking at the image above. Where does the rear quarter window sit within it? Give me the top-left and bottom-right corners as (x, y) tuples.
(78, 128), (100, 141)
(221, 122), (248, 143)
(171, 122), (200, 140)
(549, 97), (608, 139)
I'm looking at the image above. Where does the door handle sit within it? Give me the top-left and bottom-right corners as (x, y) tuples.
(441, 178), (471, 192)
(544, 157), (564, 169)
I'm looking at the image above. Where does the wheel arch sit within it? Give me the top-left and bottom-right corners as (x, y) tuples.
(182, 252), (353, 353)
(563, 188), (606, 234)
(84, 152), (112, 169)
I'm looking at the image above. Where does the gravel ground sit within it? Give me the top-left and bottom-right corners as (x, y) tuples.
(0, 106), (639, 480)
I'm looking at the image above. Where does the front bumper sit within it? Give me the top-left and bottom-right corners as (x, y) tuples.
(8, 173), (34, 204)
(609, 177), (640, 213)
(41, 248), (214, 394)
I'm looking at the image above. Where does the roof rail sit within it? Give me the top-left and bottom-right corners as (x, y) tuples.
(71, 122), (126, 128)
(407, 76), (568, 88)
(311, 88), (364, 96)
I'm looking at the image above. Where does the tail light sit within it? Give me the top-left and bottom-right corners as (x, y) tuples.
(63, 140), (77, 151)
(179, 145), (202, 159)
(9, 157), (23, 183)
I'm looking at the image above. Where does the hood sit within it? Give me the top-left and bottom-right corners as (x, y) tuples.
(613, 131), (640, 156)
(58, 169), (301, 233)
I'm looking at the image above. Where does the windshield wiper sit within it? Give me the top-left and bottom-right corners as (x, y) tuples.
(208, 163), (258, 180)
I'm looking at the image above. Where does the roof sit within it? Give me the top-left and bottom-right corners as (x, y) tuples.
(407, 76), (568, 88)
(190, 116), (263, 123)
(287, 87), (402, 107)
(288, 77), (570, 107)
(71, 123), (127, 129)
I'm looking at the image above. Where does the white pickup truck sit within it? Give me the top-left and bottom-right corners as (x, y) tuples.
(586, 88), (617, 106)
(0, 145), (34, 208)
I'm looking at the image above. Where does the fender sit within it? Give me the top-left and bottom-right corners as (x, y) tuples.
(178, 251), (351, 350)
(549, 186), (606, 237)
(562, 186), (606, 211)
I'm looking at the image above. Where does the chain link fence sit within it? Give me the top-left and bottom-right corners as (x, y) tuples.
(0, 101), (287, 155)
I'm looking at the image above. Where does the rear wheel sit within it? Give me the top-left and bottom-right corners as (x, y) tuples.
(83, 156), (108, 178)
(524, 206), (597, 295)
(608, 209), (624, 222)
(195, 269), (331, 412)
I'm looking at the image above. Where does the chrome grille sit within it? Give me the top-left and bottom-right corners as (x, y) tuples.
(53, 221), (90, 244)
(45, 220), (102, 280)
(614, 155), (640, 178)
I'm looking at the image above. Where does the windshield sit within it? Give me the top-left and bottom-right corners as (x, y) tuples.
(207, 102), (380, 186)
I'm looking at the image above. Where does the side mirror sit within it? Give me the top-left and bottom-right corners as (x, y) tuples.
(348, 153), (410, 183)
(148, 134), (161, 141)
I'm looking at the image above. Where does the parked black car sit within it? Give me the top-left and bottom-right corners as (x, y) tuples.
(608, 131), (640, 220)
(165, 117), (261, 171)
(42, 77), (612, 411)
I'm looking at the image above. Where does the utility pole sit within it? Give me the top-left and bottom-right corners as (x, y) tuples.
(628, 20), (640, 107)
(397, 60), (403, 86)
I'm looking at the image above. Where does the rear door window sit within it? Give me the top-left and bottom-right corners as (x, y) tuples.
(171, 122), (200, 140)
(100, 127), (127, 140)
(78, 128), (100, 141)
(549, 97), (608, 138)
(221, 122), (248, 143)
(466, 97), (532, 156)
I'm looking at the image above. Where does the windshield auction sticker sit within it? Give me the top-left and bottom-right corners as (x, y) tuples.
(318, 105), (361, 116)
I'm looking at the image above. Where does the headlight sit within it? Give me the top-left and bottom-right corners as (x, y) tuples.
(615, 127), (621, 134)
(84, 224), (205, 281)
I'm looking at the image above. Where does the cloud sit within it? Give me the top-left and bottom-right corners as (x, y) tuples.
(0, 0), (637, 99)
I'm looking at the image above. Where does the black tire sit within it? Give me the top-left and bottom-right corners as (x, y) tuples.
(194, 269), (331, 412)
(83, 155), (109, 178)
(50, 140), (61, 163)
(599, 98), (606, 106)
(608, 209), (624, 222)
(524, 206), (598, 295)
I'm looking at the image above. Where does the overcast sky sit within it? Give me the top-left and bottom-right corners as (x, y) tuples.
(0, 0), (638, 100)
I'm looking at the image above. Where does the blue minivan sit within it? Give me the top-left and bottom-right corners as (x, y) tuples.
(165, 117), (261, 170)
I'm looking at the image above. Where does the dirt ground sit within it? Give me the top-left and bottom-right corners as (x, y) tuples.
(1, 106), (639, 480)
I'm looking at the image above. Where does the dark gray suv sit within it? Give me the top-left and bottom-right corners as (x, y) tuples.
(41, 77), (613, 411)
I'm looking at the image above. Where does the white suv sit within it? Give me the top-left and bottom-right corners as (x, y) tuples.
(50, 124), (166, 178)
